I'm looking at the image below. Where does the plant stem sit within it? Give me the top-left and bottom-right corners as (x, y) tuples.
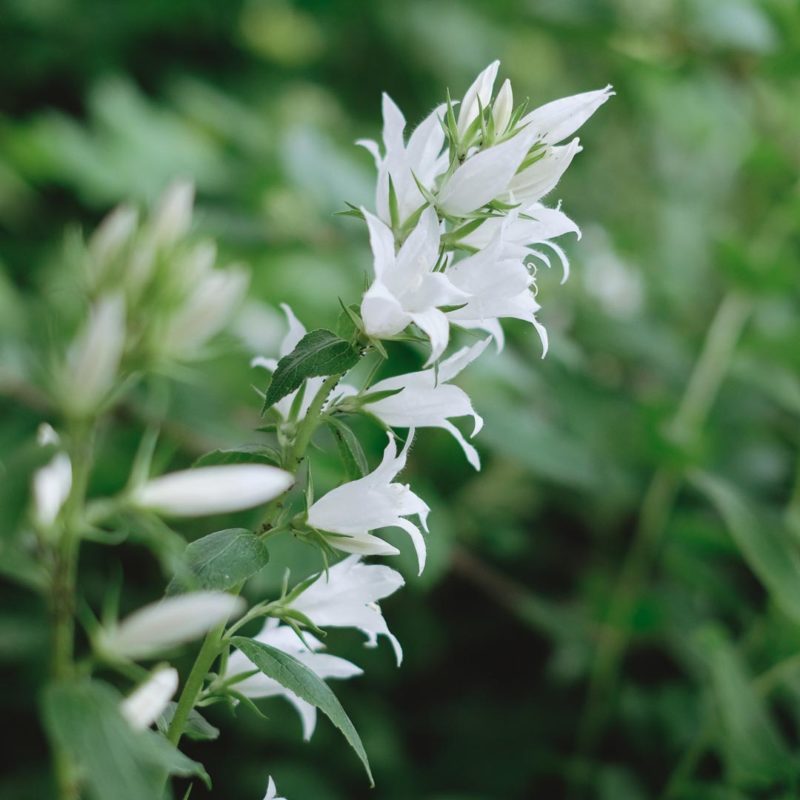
(50, 422), (95, 799)
(574, 291), (751, 781)
(289, 372), (344, 468)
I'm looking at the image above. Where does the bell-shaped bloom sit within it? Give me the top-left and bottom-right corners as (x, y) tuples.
(457, 60), (500, 137)
(437, 127), (538, 217)
(251, 304), (325, 420)
(226, 621), (362, 741)
(462, 202), (581, 283)
(120, 666), (179, 730)
(101, 592), (245, 660)
(291, 555), (405, 664)
(445, 230), (548, 355)
(63, 293), (126, 417)
(263, 777), (287, 800)
(506, 137), (583, 206)
(132, 464), (293, 518)
(362, 338), (489, 470)
(32, 424), (72, 528)
(521, 85), (614, 145)
(307, 431), (430, 574)
(358, 95), (447, 228)
(361, 207), (466, 364)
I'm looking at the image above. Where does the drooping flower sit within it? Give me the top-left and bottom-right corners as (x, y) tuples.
(32, 424), (72, 529)
(360, 207), (466, 364)
(226, 621), (362, 741)
(357, 96), (447, 228)
(120, 666), (179, 730)
(251, 304), (325, 421)
(263, 776), (287, 800)
(290, 555), (405, 664)
(100, 592), (245, 660)
(361, 338), (489, 470)
(132, 464), (293, 518)
(306, 431), (430, 574)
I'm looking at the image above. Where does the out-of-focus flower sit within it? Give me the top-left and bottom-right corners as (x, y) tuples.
(120, 666), (179, 730)
(227, 622), (362, 741)
(307, 431), (430, 574)
(361, 207), (466, 364)
(131, 464), (293, 518)
(290, 555), (405, 664)
(262, 776), (287, 800)
(100, 592), (245, 660)
(361, 338), (489, 470)
(251, 304), (325, 420)
(149, 180), (195, 247)
(32, 424), (73, 529)
(62, 293), (126, 418)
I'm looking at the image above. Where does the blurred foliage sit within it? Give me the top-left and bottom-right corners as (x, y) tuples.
(1, 0), (800, 798)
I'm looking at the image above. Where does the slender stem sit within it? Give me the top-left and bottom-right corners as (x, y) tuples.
(166, 623), (225, 745)
(289, 372), (343, 468)
(50, 422), (96, 800)
(574, 292), (751, 782)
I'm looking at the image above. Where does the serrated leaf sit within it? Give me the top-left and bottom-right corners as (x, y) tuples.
(326, 417), (369, 479)
(158, 703), (220, 742)
(693, 472), (800, 623)
(42, 679), (209, 800)
(263, 329), (358, 411)
(230, 636), (373, 785)
(168, 528), (270, 594)
(193, 445), (282, 468)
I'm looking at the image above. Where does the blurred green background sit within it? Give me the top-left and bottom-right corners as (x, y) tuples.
(2, 0), (800, 798)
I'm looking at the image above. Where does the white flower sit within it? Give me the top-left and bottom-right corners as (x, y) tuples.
(132, 464), (293, 518)
(120, 666), (179, 730)
(446, 229), (548, 354)
(251, 304), (325, 420)
(307, 431), (430, 574)
(521, 85), (614, 145)
(63, 293), (126, 417)
(505, 137), (583, 206)
(437, 126), (538, 216)
(358, 95), (447, 228)
(492, 78), (514, 134)
(360, 207), (466, 364)
(150, 180), (195, 247)
(227, 621), (362, 741)
(291, 555), (405, 664)
(263, 776), (287, 800)
(101, 592), (245, 660)
(32, 424), (72, 528)
(88, 203), (138, 283)
(457, 60), (499, 137)
(362, 338), (489, 470)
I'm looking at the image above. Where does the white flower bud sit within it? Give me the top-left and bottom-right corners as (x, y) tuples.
(101, 592), (245, 660)
(132, 464), (294, 518)
(492, 79), (513, 133)
(457, 60), (500, 137)
(151, 180), (194, 247)
(120, 666), (178, 730)
(161, 265), (249, 359)
(88, 204), (138, 283)
(63, 293), (126, 417)
(32, 424), (72, 529)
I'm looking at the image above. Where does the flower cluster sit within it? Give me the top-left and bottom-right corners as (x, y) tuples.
(30, 60), (608, 800)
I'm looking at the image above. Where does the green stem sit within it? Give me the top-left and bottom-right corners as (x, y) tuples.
(574, 292), (751, 782)
(50, 423), (96, 799)
(289, 372), (344, 468)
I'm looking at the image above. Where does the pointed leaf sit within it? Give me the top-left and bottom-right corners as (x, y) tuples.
(326, 417), (369, 479)
(230, 636), (373, 785)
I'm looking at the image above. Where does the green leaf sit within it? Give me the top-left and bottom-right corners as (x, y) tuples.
(157, 703), (220, 742)
(230, 636), (373, 785)
(693, 472), (800, 623)
(42, 679), (209, 800)
(263, 329), (358, 411)
(326, 417), (369, 479)
(193, 444), (282, 468)
(168, 528), (270, 594)
(358, 386), (404, 405)
(697, 627), (794, 789)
